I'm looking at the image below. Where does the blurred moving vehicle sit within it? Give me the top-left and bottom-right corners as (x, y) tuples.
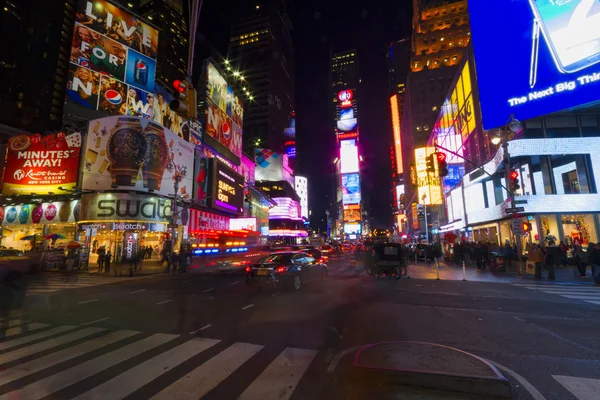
(321, 244), (335, 256)
(245, 251), (328, 291)
(0, 249), (40, 275)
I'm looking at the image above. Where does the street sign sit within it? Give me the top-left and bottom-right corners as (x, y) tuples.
(511, 219), (524, 235)
(513, 200), (528, 205)
(505, 207), (525, 214)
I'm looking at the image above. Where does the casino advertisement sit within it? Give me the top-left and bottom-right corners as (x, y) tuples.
(81, 115), (194, 198)
(2, 132), (82, 195)
(203, 60), (243, 164)
(67, 0), (158, 118)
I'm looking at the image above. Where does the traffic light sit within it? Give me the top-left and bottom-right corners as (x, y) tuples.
(509, 170), (520, 193)
(169, 80), (197, 119)
(437, 152), (448, 177)
(244, 190), (251, 203)
(522, 222), (532, 233)
(426, 154), (438, 174)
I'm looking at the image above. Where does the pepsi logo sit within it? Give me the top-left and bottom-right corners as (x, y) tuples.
(136, 61), (146, 69)
(105, 89), (122, 105)
(222, 121), (230, 139)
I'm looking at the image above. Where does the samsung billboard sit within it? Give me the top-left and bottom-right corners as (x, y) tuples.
(469, 0), (600, 130)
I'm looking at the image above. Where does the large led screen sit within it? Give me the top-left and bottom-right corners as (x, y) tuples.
(211, 159), (244, 214)
(340, 142), (359, 173)
(469, 0), (600, 129)
(341, 173), (361, 204)
(67, 0), (158, 116)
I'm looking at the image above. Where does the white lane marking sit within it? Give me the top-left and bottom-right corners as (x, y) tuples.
(81, 317), (110, 326)
(78, 299), (99, 305)
(553, 375), (600, 400)
(231, 281), (240, 285)
(7, 319), (23, 327)
(272, 292), (281, 297)
(0, 327), (105, 366)
(3, 333), (177, 400)
(73, 338), (220, 400)
(2, 323), (49, 339)
(156, 299), (173, 305)
(0, 325), (76, 352)
(561, 295), (600, 300)
(0, 330), (138, 387)
(202, 288), (214, 293)
(585, 300), (600, 305)
(151, 342), (263, 400)
(241, 304), (254, 310)
(130, 289), (146, 294)
(190, 324), (212, 334)
(238, 347), (318, 400)
(486, 359), (546, 400)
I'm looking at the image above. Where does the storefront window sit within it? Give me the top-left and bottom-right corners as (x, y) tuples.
(530, 156), (554, 195)
(561, 214), (597, 247)
(550, 154), (594, 194)
(540, 215), (560, 243)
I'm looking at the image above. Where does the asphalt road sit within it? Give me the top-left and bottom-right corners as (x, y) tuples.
(1, 253), (600, 399)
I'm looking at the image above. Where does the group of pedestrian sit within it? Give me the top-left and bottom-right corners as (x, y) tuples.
(527, 240), (600, 282)
(138, 246), (154, 260)
(96, 246), (111, 274)
(573, 242), (600, 284)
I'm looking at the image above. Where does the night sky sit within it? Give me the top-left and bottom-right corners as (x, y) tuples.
(199, 0), (413, 231)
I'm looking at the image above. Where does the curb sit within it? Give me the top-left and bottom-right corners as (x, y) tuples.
(352, 341), (513, 399)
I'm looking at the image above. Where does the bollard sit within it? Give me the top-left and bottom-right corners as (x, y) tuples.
(462, 260), (467, 281)
(436, 258), (440, 280)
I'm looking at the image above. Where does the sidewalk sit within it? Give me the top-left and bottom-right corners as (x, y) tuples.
(406, 259), (589, 283)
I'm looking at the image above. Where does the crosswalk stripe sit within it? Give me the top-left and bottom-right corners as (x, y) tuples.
(237, 347), (318, 400)
(584, 300), (600, 305)
(0, 327), (105, 366)
(73, 338), (220, 400)
(553, 375), (600, 400)
(0, 330), (139, 387)
(1, 333), (177, 400)
(0, 326), (76, 352)
(151, 342), (264, 400)
(561, 295), (600, 300)
(3, 323), (49, 338)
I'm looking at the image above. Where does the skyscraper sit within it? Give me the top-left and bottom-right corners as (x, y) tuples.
(405, 0), (470, 147)
(228, 0), (294, 154)
(0, 0), (76, 136)
(331, 49), (363, 238)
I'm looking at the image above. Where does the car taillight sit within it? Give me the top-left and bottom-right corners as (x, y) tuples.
(276, 266), (286, 273)
(245, 266), (251, 273)
(319, 258), (325, 263)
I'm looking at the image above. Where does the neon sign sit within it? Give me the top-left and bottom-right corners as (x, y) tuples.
(338, 89), (353, 108)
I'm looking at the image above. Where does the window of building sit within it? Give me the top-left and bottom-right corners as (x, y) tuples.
(530, 155), (554, 195)
(550, 154), (594, 194)
(580, 115), (600, 137)
(545, 116), (580, 138)
(524, 118), (544, 139)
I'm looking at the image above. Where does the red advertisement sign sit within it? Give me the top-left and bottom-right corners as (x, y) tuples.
(2, 132), (82, 195)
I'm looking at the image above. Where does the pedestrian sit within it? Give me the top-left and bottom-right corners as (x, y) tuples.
(474, 243), (484, 270)
(589, 243), (600, 285)
(105, 250), (111, 275)
(528, 243), (545, 279)
(574, 244), (589, 277)
(97, 246), (105, 273)
(544, 241), (560, 280)
(559, 241), (569, 266)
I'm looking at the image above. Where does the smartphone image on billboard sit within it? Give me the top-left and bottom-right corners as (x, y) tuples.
(530, 0), (600, 73)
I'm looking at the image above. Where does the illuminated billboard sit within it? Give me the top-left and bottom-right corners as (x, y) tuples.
(338, 89), (353, 108)
(255, 148), (284, 181)
(211, 159), (244, 214)
(469, 0), (600, 129)
(202, 60), (244, 164)
(230, 217), (257, 231)
(414, 147), (442, 205)
(390, 94), (403, 174)
(68, 0), (159, 116)
(340, 141), (359, 174)
(341, 173), (361, 204)
(269, 197), (301, 220)
(344, 223), (362, 235)
(343, 204), (361, 221)
(337, 118), (358, 132)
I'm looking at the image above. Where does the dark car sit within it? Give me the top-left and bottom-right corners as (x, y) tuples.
(245, 251), (328, 291)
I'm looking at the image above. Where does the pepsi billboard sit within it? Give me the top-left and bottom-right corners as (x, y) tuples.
(66, 0), (159, 119)
(469, 0), (600, 129)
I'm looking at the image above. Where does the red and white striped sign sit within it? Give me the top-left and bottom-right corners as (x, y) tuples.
(188, 209), (229, 232)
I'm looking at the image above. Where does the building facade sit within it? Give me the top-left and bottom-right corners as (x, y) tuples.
(228, 0), (295, 154)
(331, 50), (363, 238)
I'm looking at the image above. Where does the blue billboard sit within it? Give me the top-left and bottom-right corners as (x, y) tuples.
(341, 173), (361, 204)
(469, 0), (600, 130)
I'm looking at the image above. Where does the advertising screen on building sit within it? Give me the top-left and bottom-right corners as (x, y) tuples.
(2, 132), (82, 195)
(343, 204), (361, 221)
(344, 223), (362, 235)
(269, 197), (301, 220)
(211, 159), (244, 214)
(340, 141), (359, 174)
(469, 0), (600, 129)
(415, 147), (442, 205)
(255, 148), (283, 181)
(202, 60), (243, 164)
(1, 200), (80, 226)
(390, 94), (403, 174)
(67, 0), (159, 117)
(341, 173), (361, 204)
(338, 89), (353, 108)
(230, 217), (257, 231)
(82, 115), (194, 198)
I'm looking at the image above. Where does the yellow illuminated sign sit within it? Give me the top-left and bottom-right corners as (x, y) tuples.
(390, 94), (403, 174)
(414, 147), (442, 206)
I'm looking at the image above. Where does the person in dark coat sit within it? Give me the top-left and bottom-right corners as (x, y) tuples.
(544, 241), (560, 280)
